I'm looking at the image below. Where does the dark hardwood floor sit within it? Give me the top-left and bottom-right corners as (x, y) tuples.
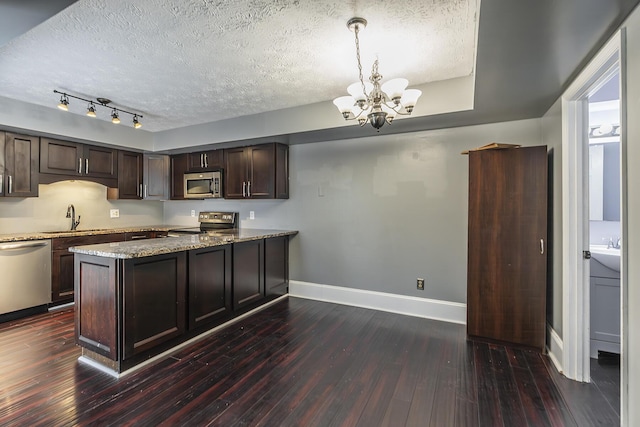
(0, 297), (620, 426)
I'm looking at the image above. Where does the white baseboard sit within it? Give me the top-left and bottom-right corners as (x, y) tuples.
(289, 280), (466, 325)
(546, 323), (564, 373)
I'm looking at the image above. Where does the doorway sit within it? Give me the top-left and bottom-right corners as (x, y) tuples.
(561, 30), (626, 419)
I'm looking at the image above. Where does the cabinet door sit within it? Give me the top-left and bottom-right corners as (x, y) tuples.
(40, 138), (83, 176)
(467, 146), (548, 350)
(188, 150), (223, 171)
(275, 143), (289, 199)
(117, 151), (143, 199)
(265, 236), (288, 296)
(170, 154), (189, 200)
(188, 245), (232, 330)
(247, 144), (275, 198)
(84, 145), (117, 179)
(143, 154), (169, 200)
(3, 133), (39, 197)
(233, 239), (264, 310)
(52, 250), (75, 303)
(224, 147), (248, 199)
(122, 252), (186, 359)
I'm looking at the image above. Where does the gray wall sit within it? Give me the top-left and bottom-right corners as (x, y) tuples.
(164, 118), (543, 304)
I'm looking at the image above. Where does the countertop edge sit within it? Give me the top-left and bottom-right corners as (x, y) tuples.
(0, 226), (180, 243)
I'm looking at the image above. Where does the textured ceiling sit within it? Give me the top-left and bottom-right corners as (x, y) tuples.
(0, 0), (478, 132)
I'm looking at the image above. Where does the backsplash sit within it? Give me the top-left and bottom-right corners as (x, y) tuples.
(0, 181), (163, 234)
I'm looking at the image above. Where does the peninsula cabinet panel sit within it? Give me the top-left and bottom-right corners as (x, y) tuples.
(75, 254), (118, 360)
(265, 236), (289, 296)
(467, 145), (548, 351)
(122, 252), (186, 360)
(1, 133), (39, 197)
(233, 239), (264, 310)
(188, 245), (232, 330)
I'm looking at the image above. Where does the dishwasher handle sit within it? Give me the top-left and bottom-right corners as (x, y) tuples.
(0, 241), (49, 251)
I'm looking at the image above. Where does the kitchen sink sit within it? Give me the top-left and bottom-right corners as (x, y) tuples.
(590, 244), (621, 272)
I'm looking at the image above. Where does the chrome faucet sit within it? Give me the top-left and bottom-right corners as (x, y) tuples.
(66, 204), (81, 230)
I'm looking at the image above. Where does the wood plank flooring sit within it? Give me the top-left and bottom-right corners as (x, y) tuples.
(0, 297), (619, 426)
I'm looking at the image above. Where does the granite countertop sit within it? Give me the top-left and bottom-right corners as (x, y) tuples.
(0, 225), (177, 243)
(69, 229), (298, 259)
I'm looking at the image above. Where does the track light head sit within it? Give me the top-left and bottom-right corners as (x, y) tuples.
(111, 109), (120, 124)
(86, 102), (97, 118)
(58, 95), (69, 111)
(132, 115), (142, 129)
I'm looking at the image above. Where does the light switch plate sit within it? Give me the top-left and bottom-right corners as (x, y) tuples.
(110, 209), (120, 218)
(249, 211), (255, 220)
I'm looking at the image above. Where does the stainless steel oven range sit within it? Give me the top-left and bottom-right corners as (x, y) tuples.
(168, 211), (238, 237)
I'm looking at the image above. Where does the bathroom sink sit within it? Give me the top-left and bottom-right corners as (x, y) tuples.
(590, 245), (621, 272)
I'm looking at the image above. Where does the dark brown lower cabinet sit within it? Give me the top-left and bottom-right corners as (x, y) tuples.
(188, 245), (232, 330)
(467, 145), (548, 350)
(122, 252), (186, 359)
(52, 233), (125, 304)
(233, 239), (265, 310)
(265, 236), (289, 296)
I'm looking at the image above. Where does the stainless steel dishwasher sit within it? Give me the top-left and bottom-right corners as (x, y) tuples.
(0, 240), (52, 315)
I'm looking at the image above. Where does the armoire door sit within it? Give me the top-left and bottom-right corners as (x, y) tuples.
(467, 145), (548, 350)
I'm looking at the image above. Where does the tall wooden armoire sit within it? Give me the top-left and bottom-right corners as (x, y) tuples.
(467, 145), (548, 351)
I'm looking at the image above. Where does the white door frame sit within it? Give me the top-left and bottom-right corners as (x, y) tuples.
(561, 32), (621, 383)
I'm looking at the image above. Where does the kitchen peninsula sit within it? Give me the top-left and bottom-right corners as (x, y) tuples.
(70, 228), (297, 375)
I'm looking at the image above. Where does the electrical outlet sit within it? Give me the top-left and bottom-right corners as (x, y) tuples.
(191, 210), (196, 217)
(417, 278), (425, 290)
(249, 211), (255, 220)
(110, 209), (119, 218)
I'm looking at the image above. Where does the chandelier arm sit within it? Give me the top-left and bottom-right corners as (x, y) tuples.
(381, 100), (412, 116)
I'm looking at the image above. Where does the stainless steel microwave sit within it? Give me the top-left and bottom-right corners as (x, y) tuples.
(184, 171), (222, 199)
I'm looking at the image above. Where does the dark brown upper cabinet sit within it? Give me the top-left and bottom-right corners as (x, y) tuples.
(107, 151), (143, 200)
(40, 138), (117, 186)
(170, 153), (189, 200)
(0, 132), (39, 198)
(188, 150), (223, 171)
(143, 154), (169, 200)
(224, 143), (288, 199)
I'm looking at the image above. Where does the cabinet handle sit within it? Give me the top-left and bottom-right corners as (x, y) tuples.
(130, 235), (147, 240)
(204, 153), (208, 168)
(242, 181), (246, 197)
(79, 158), (83, 174)
(200, 153), (204, 168)
(139, 184), (143, 198)
(540, 238), (544, 255)
(8, 175), (12, 194)
(0, 174), (3, 194)
(247, 181), (251, 197)
(144, 184), (148, 198)
(85, 158), (89, 174)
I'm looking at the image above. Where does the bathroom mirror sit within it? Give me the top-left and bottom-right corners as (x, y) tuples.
(589, 141), (620, 221)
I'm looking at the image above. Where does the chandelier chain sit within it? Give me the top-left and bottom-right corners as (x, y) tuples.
(353, 25), (368, 99)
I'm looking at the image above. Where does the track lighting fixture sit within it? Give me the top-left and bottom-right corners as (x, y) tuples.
(53, 90), (143, 129)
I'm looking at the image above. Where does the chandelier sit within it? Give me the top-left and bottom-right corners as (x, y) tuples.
(53, 90), (143, 129)
(333, 17), (422, 130)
